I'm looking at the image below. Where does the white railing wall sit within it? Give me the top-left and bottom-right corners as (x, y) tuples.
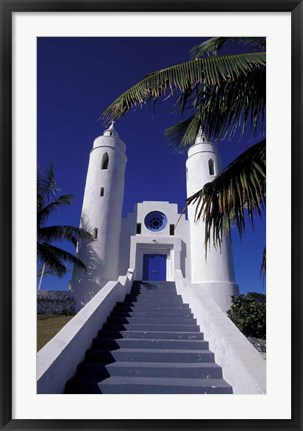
(175, 270), (266, 394)
(37, 269), (135, 394)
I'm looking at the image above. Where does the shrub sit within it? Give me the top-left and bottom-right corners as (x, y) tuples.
(227, 292), (266, 339)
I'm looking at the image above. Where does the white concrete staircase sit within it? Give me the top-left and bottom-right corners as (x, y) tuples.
(64, 281), (233, 394)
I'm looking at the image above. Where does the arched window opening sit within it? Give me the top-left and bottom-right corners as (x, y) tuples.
(209, 159), (215, 176)
(92, 228), (98, 240)
(101, 153), (109, 170)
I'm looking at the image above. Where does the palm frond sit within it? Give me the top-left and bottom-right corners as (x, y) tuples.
(102, 52), (266, 125)
(190, 37), (266, 59)
(38, 225), (92, 246)
(164, 65), (265, 150)
(38, 194), (73, 227)
(199, 66), (265, 141)
(37, 163), (92, 279)
(187, 140), (266, 250)
(37, 242), (87, 277)
(165, 114), (202, 152)
(37, 162), (59, 209)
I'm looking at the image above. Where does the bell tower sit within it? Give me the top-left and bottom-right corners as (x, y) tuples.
(186, 128), (239, 310)
(71, 122), (127, 310)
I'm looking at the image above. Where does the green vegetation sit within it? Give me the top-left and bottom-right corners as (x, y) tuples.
(227, 293), (266, 339)
(187, 140), (265, 253)
(37, 163), (92, 279)
(37, 314), (75, 351)
(102, 38), (266, 270)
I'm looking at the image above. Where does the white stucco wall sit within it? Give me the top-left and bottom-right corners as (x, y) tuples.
(186, 133), (238, 306)
(175, 270), (266, 395)
(70, 124), (127, 309)
(191, 281), (239, 313)
(121, 201), (190, 280)
(37, 270), (135, 394)
(119, 211), (136, 275)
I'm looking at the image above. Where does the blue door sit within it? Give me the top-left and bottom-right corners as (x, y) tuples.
(143, 254), (166, 281)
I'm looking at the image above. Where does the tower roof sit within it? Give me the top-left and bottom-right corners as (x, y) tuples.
(93, 120), (126, 152)
(103, 121), (119, 138)
(187, 126), (218, 158)
(195, 126), (208, 145)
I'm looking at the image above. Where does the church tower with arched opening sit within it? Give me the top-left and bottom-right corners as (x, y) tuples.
(186, 128), (239, 310)
(70, 122), (127, 310)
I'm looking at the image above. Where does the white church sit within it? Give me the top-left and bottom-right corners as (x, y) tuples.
(38, 122), (266, 395)
(70, 122), (239, 312)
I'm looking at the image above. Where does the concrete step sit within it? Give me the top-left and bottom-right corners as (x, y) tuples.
(114, 298), (182, 304)
(122, 301), (185, 308)
(102, 323), (200, 332)
(92, 338), (209, 350)
(123, 298), (184, 305)
(99, 376), (233, 394)
(65, 377), (101, 394)
(130, 290), (180, 298)
(110, 310), (194, 318)
(113, 303), (190, 311)
(106, 316), (197, 325)
(133, 281), (176, 288)
(129, 292), (181, 298)
(77, 361), (223, 379)
(125, 295), (183, 305)
(112, 307), (191, 314)
(124, 294), (182, 300)
(126, 288), (179, 294)
(121, 304), (186, 310)
(85, 348), (215, 363)
(97, 330), (204, 340)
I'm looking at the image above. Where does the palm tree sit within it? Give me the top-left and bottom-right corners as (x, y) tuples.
(102, 37), (266, 249)
(37, 163), (92, 287)
(187, 139), (265, 252)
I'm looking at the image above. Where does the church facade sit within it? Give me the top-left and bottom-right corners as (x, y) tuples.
(70, 123), (239, 311)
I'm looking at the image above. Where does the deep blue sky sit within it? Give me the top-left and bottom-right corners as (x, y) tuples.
(37, 37), (266, 294)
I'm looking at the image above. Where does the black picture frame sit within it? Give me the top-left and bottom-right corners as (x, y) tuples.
(1, 1), (302, 430)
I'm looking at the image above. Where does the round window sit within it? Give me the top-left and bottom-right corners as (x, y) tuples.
(144, 211), (167, 232)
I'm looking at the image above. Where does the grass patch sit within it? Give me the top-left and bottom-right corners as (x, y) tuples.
(37, 314), (75, 351)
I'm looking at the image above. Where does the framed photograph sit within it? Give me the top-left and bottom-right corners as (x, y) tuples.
(1, 1), (302, 430)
